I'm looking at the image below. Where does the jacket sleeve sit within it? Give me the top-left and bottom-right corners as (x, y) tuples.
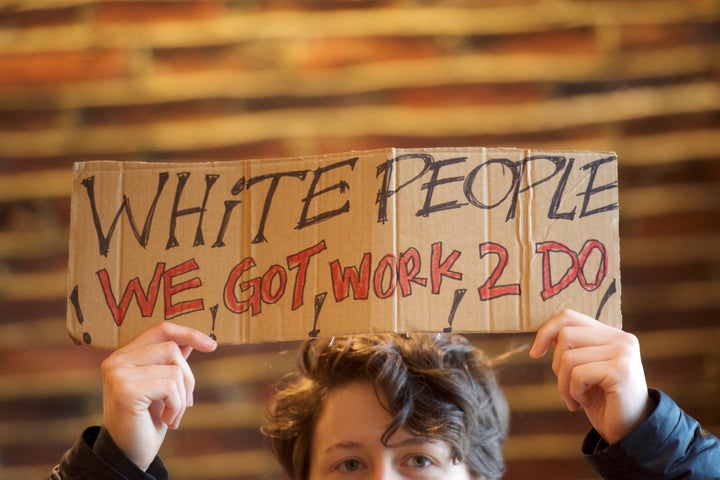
(583, 389), (720, 479)
(48, 426), (168, 480)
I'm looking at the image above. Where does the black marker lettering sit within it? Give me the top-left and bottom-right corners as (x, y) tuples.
(415, 156), (468, 218)
(464, 158), (518, 211)
(506, 155), (567, 221)
(166, 173), (219, 249)
(578, 156), (619, 218)
(376, 153), (433, 224)
(247, 170), (308, 244)
(82, 173), (169, 256)
(297, 157), (358, 230)
(548, 157), (577, 221)
(213, 177), (245, 248)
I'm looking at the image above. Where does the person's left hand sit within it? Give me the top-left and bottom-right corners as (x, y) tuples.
(530, 309), (652, 444)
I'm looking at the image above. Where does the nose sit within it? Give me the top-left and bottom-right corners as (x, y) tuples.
(368, 463), (403, 480)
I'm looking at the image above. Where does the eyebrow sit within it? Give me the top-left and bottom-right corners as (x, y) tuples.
(387, 436), (436, 449)
(320, 436), (439, 455)
(320, 441), (363, 455)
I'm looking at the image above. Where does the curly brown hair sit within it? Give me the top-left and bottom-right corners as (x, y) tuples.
(261, 333), (509, 480)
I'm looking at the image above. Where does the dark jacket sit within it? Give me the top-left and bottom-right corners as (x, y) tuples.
(584, 389), (719, 479)
(50, 389), (718, 479)
(48, 426), (166, 480)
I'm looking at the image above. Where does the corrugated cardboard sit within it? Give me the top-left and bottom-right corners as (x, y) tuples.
(67, 147), (621, 348)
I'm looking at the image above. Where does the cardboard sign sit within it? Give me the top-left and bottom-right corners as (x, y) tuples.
(67, 147), (621, 348)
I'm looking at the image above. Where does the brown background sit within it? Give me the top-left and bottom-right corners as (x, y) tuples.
(0, 1), (718, 479)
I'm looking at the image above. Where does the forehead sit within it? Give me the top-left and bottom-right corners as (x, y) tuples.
(312, 381), (448, 449)
(313, 382), (392, 451)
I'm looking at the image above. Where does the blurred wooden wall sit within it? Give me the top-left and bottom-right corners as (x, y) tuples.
(0, 1), (718, 478)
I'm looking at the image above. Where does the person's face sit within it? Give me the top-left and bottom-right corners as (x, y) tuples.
(308, 382), (474, 480)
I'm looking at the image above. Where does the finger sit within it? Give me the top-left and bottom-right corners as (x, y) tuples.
(121, 364), (189, 427)
(120, 321), (217, 354)
(567, 361), (618, 409)
(530, 309), (597, 358)
(551, 326), (619, 374)
(101, 342), (195, 406)
(180, 345), (194, 360)
(104, 364), (187, 430)
(161, 343), (195, 408)
(143, 376), (186, 429)
(555, 345), (615, 408)
(106, 339), (202, 407)
(115, 363), (188, 405)
(145, 343), (196, 408)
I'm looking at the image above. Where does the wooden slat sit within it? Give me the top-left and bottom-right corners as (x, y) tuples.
(0, 416), (102, 445)
(3, 2), (719, 52)
(0, 318), (70, 348)
(504, 380), (720, 412)
(1, 45), (717, 109)
(0, 270), (67, 301)
(0, 368), (101, 400)
(0, 229), (70, 259)
(0, 169), (71, 201)
(504, 433), (587, 460)
(621, 234), (720, 266)
(619, 183), (720, 218)
(162, 450), (281, 479)
(614, 129), (720, 166)
(0, 82), (717, 157)
(623, 280), (720, 311)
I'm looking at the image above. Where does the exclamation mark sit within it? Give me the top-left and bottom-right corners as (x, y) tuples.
(209, 304), (219, 341)
(594, 278), (617, 320)
(308, 292), (327, 338)
(69, 285), (91, 345)
(443, 288), (467, 333)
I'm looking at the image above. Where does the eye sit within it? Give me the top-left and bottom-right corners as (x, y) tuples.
(404, 455), (433, 468)
(336, 458), (365, 472)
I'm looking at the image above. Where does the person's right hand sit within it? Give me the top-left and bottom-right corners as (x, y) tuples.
(100, 322), (217, 471)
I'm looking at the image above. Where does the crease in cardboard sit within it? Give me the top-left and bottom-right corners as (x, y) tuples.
(390, 147), (399, 334)
(244, 159), (256, 344)
(520, 148), (532, 332)
(114, 163), (124, 348)
(481, 146), (495, 333)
